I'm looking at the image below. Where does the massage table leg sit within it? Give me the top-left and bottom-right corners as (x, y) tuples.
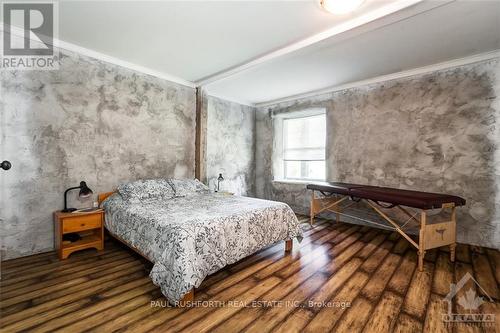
(450, 206), (457, 262)
(450, 243), (456, 262)
(418, 210), (427, 271)
(418, 251), (426, 271)
(310, 191), (348, 226)
(310, 191), (315, 225)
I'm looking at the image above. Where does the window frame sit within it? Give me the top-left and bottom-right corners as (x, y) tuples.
(281, 112), (326, 182)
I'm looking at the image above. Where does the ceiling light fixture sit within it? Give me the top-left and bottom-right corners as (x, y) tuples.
(320, 0), (365, 14)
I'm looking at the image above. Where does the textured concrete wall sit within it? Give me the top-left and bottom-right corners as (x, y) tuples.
(256, 59), (500, 249)
(206, 96), (256, 196)
(0, 49), (196, 260)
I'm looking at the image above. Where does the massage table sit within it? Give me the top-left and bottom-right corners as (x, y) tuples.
(307, 182), (466, 271)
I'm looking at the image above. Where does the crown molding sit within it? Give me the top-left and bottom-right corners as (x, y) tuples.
(256, 50), (500, 108)
(1, 23), (196, 88)
(57, 39), (196, 88)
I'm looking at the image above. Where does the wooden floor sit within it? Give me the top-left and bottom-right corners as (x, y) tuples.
(1, 216), (499, 333)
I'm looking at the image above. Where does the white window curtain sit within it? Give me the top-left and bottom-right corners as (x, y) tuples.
(281, 112), (326, 180)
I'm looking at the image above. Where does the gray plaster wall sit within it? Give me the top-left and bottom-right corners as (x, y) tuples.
(256, 59), (500, 249)
(1, 49), (196, 260)
(206, 96), (256, 196)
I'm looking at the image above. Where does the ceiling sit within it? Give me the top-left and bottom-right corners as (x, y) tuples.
(59, 0), (387, 82)
(48, 1), (500, 105)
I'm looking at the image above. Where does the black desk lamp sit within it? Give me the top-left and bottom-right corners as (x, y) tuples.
(216, 173), (224, 192)
(62, 181), (93, 213)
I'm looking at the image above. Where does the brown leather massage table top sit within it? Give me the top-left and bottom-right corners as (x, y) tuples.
(306, 182), (466, 210)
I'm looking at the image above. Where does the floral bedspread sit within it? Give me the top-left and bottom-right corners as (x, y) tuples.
(102, 192), (302, 304)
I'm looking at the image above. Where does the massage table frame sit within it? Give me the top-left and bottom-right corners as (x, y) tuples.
(98, 191), (293, 306)
(309, 190), (457, 271)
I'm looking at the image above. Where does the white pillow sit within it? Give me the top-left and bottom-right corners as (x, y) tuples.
(118, 179), (175, 201)
(168, 178), (210, 197)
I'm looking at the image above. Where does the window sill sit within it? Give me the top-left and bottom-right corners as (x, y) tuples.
(272, 179), (320, 185)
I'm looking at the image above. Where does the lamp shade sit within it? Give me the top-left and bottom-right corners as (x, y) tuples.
(78, 181), (93, 198)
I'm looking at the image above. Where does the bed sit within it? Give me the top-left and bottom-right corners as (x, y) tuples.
(100, 178), (302, 305)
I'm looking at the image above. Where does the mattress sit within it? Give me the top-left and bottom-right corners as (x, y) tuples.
(102, 192), (302, 303)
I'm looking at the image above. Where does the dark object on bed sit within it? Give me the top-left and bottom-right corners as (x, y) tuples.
(307, 181), (466, 272)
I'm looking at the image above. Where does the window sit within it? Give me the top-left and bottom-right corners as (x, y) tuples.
(282, 113), (326, 180)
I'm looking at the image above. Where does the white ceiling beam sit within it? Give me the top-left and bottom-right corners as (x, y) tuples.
(195, 0), (433, 87)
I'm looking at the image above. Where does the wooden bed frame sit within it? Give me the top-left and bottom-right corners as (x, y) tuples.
(97, 191), (293, 305)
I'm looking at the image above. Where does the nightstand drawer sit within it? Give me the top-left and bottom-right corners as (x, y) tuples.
(63, 214), (102, 233)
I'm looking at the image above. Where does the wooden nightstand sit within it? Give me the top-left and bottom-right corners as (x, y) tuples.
(54, 209), (104, 259)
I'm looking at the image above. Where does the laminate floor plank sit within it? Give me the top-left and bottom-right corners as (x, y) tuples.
(485, 248), (500, 285)
(394, 313), (423, 333)
(432, 251), (454, 296)
(402, 261), (434, 319)
(303, 271), (370, 332)
(363, 291), (403, 333)
(471, 252), (499, 300)
(387, 251), (417, 295)
(270, 308), (314, 333)
(454, 262), (483, 333)
(423, 293), (451, 333)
